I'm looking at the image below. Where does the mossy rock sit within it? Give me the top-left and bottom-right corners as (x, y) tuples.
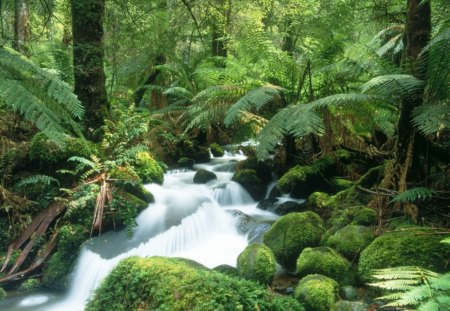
(296, 247), (351, 284)
(0, 287), (6, 301)
(294, 274), (339, 311)
(326, 225), (375, 260)
(193, 169), (217, 184)
(358, 228), (450, 282)
(237, 243), (277, 285)
(134, 151), (164, 184)
(119, 183), (154, 204)
(235, 157), (273, 184)
(331, 177), (354, 191)
(277, 156), (335, 198)
(213, 264), (238, 276)
(329, 206), (377, 229)
(263, 212), (324, 270)
(86, 257), (304, 311)
(232, 169), (265, 201)
(353, 208), (377, 226)
(18, 278), (40, 292)
(210, 143), (224, 157)
(177, 157), (195, 169)
(332, 301), (368, 311)
(308, 192), (333, 209)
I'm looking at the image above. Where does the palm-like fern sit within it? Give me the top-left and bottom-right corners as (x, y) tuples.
(0, 47), (84, 144)
(370, 266), (450, 311)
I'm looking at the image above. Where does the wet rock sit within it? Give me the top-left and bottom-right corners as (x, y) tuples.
(227, 210), (255, 234)
(193, 169), (217, 184)
(340, 285), (358, 301)
(257, 198), (277, 211)
(248, 223), (272, 243)
(274, 200), (307, 215)
(177, 157), (195, 169)
(332, 301), (368, 311)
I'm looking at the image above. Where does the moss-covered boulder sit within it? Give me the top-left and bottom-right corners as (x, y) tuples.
(232, 169), (265, 201)
(263, 212), (324, 270)
(193, 169), (217, 184)
(277, 156), (335, 198)
(326, 225), (375, 260)
(332, 301), (368, 311)
(308, 192), (333, 209)
(210, 143), (224, 157)
(353, 208), (377, 226)
(329, 206), (377, 229)
(177, 157), (195, 169)
(296, 247), (351, 283)
(86, 257), (304, 311)
(134, 151), (164, 184)
(213, 264), (238, 276)
(294, 274), (339, 311)
(235, 157), (273, 184)
(237, 243), (277, 285)
(274, 200), (307, 215)
(358, 228), (450, 282)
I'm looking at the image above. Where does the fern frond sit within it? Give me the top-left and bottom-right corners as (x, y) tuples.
(308, 93), (393, 110)
(441, 236), (450, 244)
(412, 102), (450, 135)
(361, 74), (425, 100)
(390, 187), (437, 203)
(15, 175), (60, 188)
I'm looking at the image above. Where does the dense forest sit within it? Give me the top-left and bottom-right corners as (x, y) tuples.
(0, 0), (449, 310)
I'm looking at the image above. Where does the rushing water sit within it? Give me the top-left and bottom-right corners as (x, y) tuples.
(1, 151), (278, 311)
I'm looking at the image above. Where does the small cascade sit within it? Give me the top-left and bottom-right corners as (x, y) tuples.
(4, 151), (276, 311)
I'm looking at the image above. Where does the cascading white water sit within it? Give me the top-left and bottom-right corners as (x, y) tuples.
(2, 151), (277, 311)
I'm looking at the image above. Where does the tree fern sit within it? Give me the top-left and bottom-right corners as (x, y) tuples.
(370, 266), (450, 311)
(390, 187), (438, 203)
(15, 175), (60, 188)
(412, 102), (450, 135)
(361, 74), (425, 100)
(0, 47), (84, 144)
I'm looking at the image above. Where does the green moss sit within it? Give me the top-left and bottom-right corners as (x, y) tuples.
(19, 278), (40, 291)
(358, 228), (450, 282)
(193, 169), (217, 184)
(326, 225), (375, 260)
(331, 177), (354, 191)
(210, 143), (224, 157)
(177, 157), (195, 168)
(263, 212), (324, 270)
(232, 169), (265, 201)
(237, 243), (277, 285)
(212, 264), (238, 276)
(86, 257), (303, 311)
(353, 208), (377, 226)
(277, 156), (335, 198)
(308, 192), (333, 208)
(294, 274), (339, 311)
(0, 287), (6, 301)
(134, 152), (164, 184)
(296, 247), (351, 283)
(235, 157), (273, 183)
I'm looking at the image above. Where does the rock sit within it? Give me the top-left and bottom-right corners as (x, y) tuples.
(358, 228), (450, 282)
(263, 212), (324, 270)
(308, 192), (333, 209)
(87, 257), (304, 310)
(247, 223), (272, 243)
(232, 169), (266, 201)
(340, 286), (358, 301)
(213, 264), (238, 276)
(235, 157), (273, 184)
(177, 157), (195, 169)
(329, 206), (376, 229)
(274, 200), (307, 215)
(257, 198), (277, 210)
(210, 143), (224, 157)
(332, 301), (368, 311)
(277, 156), (335, 198)
(193, 169), (217, 184)
(237, 243), (277, 285)
(353, 208), (377, 226)
(326, 225), (375, 260)
(294, 274), (339, 311)
(227, 210), (255, 234)
(134, 151), (164, 184)
(296, 247), (351, 284)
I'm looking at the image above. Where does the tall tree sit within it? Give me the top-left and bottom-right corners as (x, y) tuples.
(72, 0), (109, 140)
(13, 0), (31, 55)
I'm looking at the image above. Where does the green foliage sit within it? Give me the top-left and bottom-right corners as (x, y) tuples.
(86, 256), (303, 311)
(391, 187), (438, 203)
(237, 243), (277, 285)
(294, 274), (339, 311)
(370, 266), (450, 311)
(19, 278), (41, 291)
(0, 287), (6, 301)
(134, 151), (164, 184)
(263, 211), (324, 270)
(296, 247), (351, 284)
(0, 47), (84, 144)
(325, 225), (375, 260)
(358, 228), (450, 282)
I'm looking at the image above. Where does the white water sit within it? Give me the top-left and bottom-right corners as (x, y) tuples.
(3, 151), (277, 311)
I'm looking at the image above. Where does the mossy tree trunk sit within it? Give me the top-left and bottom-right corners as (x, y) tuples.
(72, 0), (109, 141)
(13, 0), (30, 56)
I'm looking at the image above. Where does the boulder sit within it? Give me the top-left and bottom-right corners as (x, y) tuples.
(134, 151), (164, 184)
(177, 157), (195, 169)
(232, 169), (266, 201)
(257, 198), (277, 210)
(274, 200), (307, 215)
(358, 228), (450, 282)
(263, 212), (324, 270)
(86, 257), (304, 311)
(193, 169), (217, 184)
(326, 225), (374, 260)
(212, 264), (238, 276)
(294, 274), (339, 311)
(248, 223), (272, 243)
(227, 210), (255, 234)
(296, 247), (351, 284)
(332, 301), (368, 311)
(237, 243), (277, 285)
(210, 143), (224, 157)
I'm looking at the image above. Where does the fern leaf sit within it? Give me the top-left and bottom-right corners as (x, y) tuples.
(361, 74), (425, 100)
(390, 187), (437, 203)
(15, 175), (60, 188)
(412, 102), (450, 135)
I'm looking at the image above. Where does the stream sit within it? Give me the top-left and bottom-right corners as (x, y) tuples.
(0, 151), (279, 310)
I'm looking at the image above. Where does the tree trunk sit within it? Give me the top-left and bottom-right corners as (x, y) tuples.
(13, 0), (31, 56)
(134, 55), (166, 106)
(72, 0), (109, 141)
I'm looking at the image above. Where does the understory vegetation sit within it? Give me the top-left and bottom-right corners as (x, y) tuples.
(0, 0), (449, 310)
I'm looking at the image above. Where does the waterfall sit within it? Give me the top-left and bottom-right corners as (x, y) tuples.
(4, 151), (277, 311)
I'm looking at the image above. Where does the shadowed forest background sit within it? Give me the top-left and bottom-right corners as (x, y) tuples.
(0, 0), (449, 310)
